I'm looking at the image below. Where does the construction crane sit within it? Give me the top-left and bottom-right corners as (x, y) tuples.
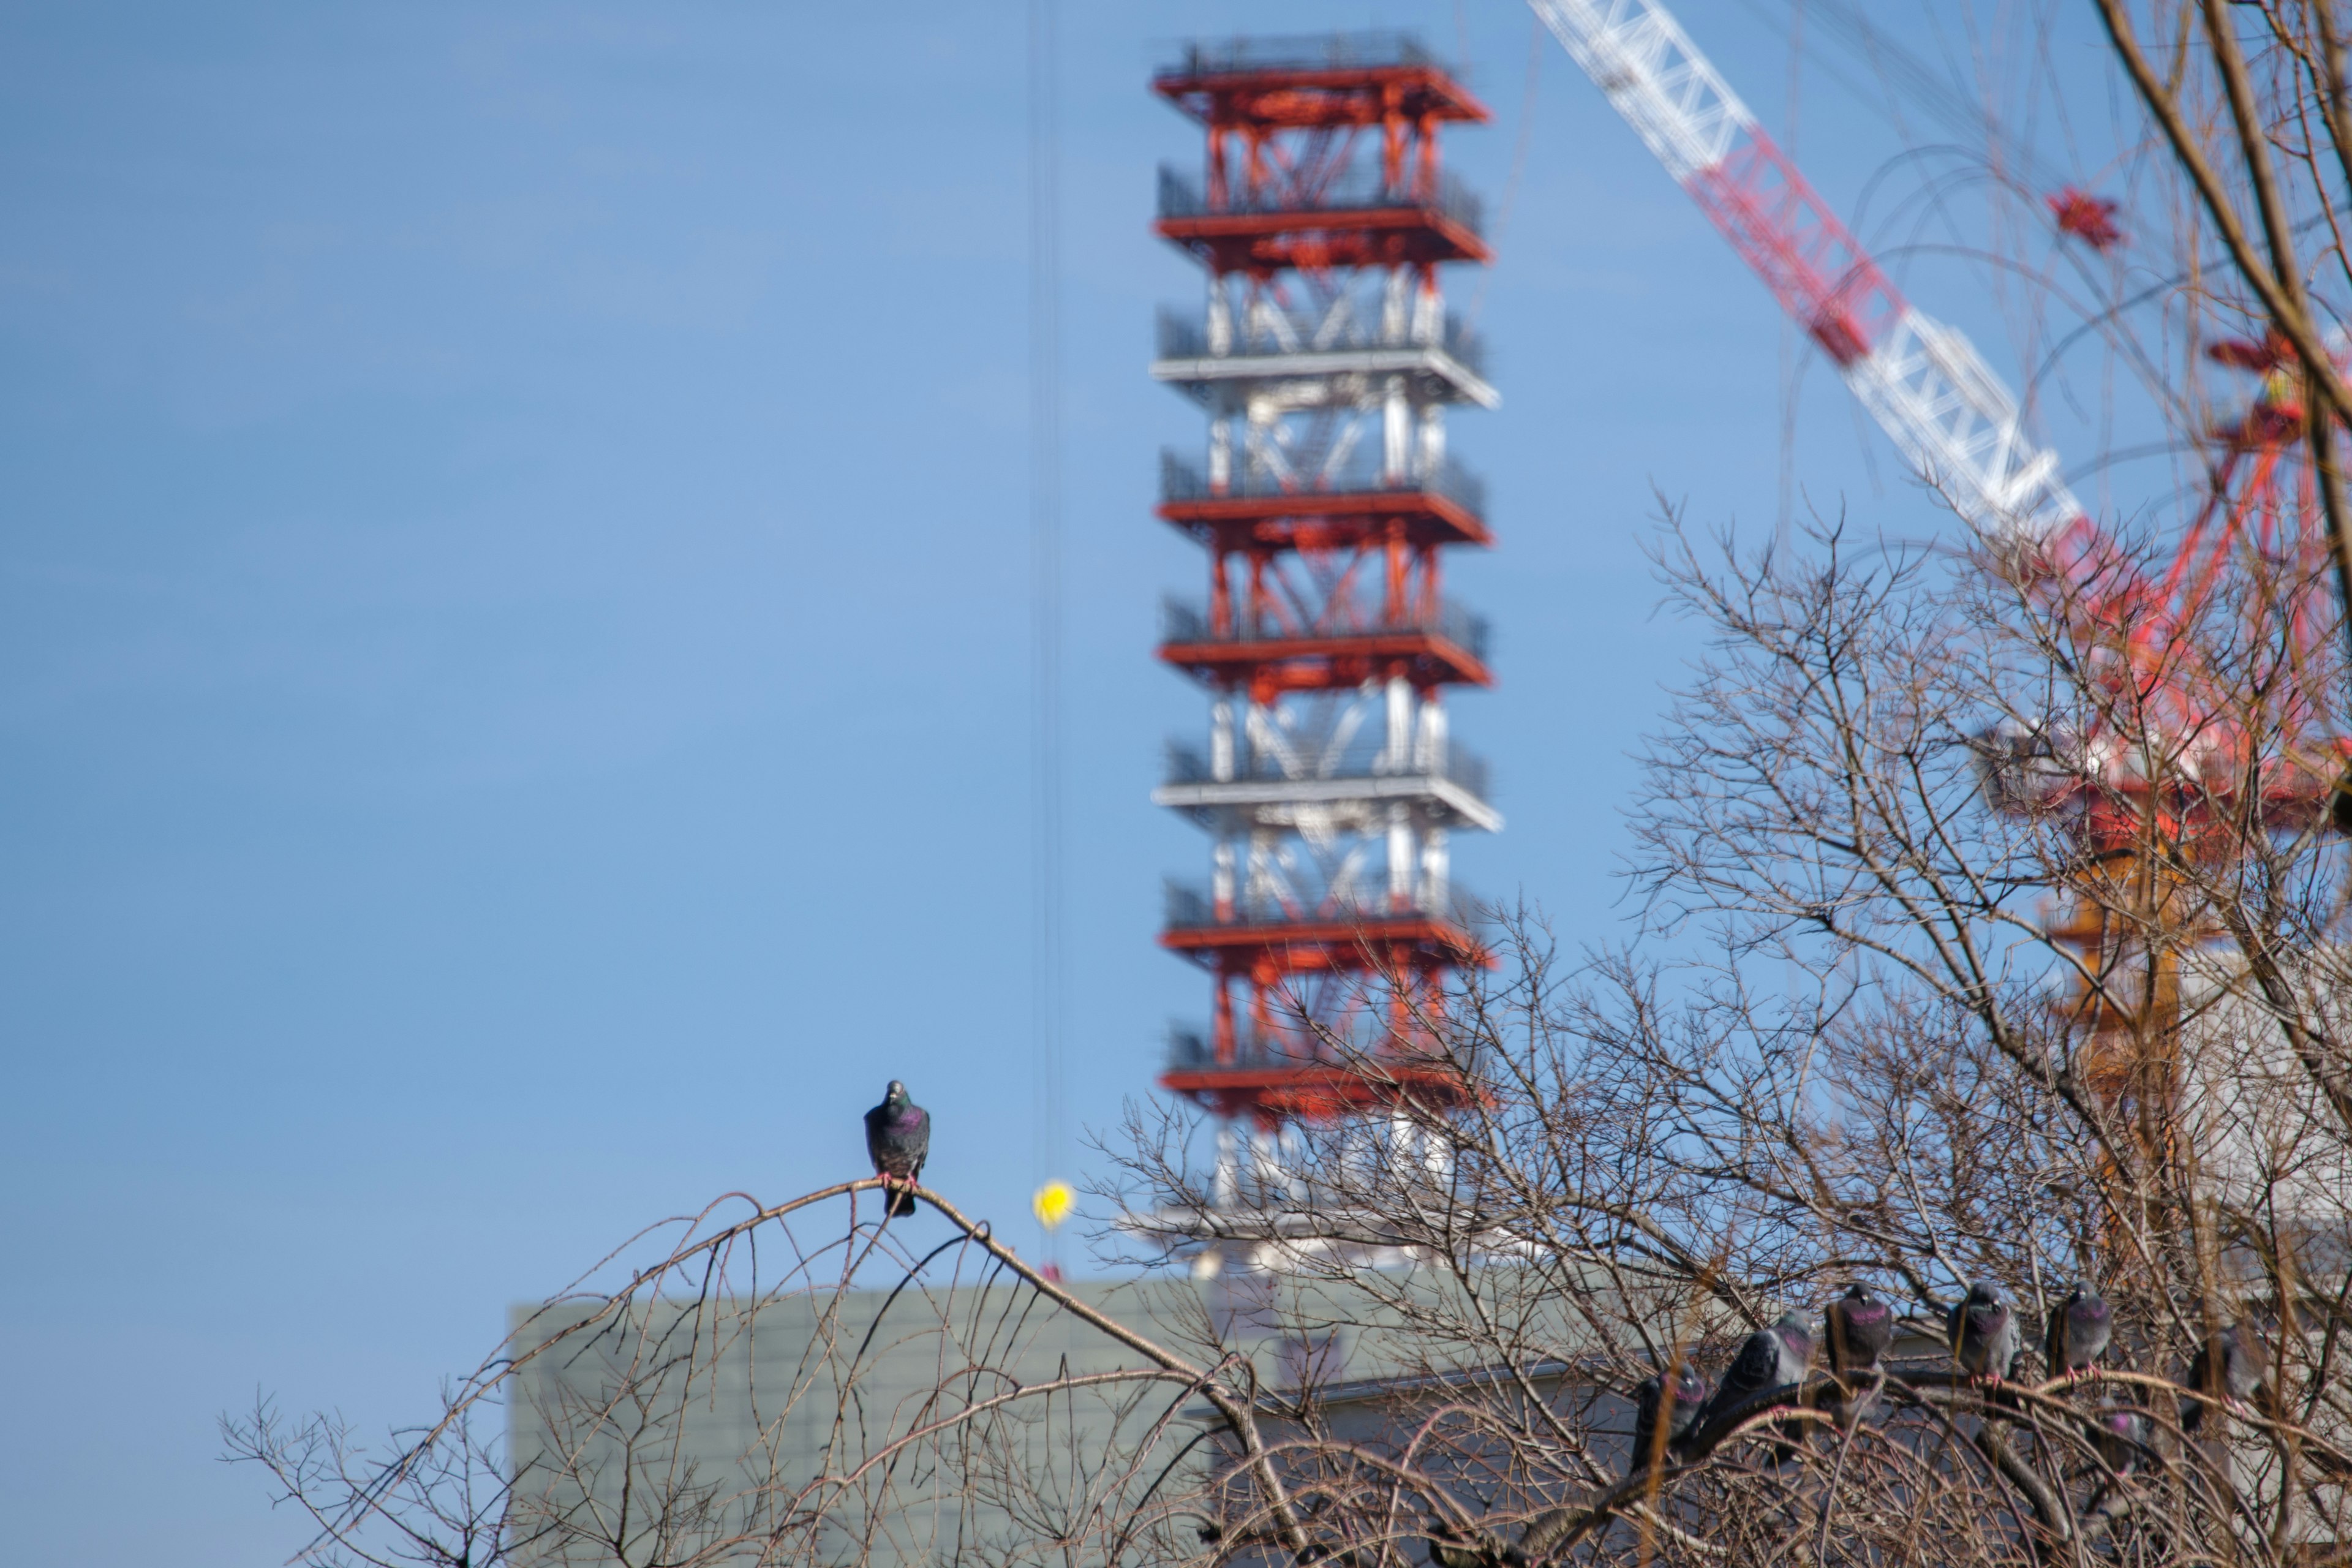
(1528, 0), (2082, 548)
(1526, 0), (2345, 1067)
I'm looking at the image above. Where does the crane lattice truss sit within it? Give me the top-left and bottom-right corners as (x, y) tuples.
(1531, 0), (2082, 543)
(1531, 0), (2343, 840)
(1530, 0), (2348, 1057)
(1148, 35), (1499, 1133)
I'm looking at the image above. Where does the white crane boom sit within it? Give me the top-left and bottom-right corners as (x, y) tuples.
(1527, 0), (2084, 546)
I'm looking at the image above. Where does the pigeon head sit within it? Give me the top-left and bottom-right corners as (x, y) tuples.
(1836, 1284), (1890, 1322)
(2071, 1285), (2111, 1328)
(883, 1079), (908, 1108)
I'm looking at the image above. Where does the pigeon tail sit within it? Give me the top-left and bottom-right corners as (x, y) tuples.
(1426, 1540), (1486, 1568)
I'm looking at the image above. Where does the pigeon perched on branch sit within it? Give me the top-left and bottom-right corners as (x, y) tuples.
(1695, 1310), (1812, 1450)
(2094, 1401), (2150, 1476)
(1460, 1368), (1708, 1568)
(2182, 1321), (2266, 1434)
(1949, 1281), (2018, 1385)
(1825, 1284), (1893, 1376)
(2043, 1283), (2112, 1381)
(1628, 1360), (1707, 1472)
(1822, 1284), (1894, 1428)
(2089, 1401), (2152, 1518)
(864, 1079), (930, 1218)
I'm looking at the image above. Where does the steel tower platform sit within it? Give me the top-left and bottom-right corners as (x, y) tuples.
(1146, 34), (1501, 1135)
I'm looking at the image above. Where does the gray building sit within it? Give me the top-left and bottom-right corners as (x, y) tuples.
(505, 1275), (1237, 1567)
(500, 1266), (1586, 1567)
(508, 1272), (2339, 1567)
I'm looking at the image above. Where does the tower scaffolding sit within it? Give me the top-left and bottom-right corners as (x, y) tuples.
(1145, 33), (1501, 1215)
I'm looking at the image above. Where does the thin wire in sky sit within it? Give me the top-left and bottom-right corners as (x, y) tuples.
(1027, 0), (1065, 1256)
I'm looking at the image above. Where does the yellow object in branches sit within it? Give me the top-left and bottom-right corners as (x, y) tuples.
(1031, 1180), (1076, 1231)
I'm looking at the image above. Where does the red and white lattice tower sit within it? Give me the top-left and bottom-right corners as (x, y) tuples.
(1145, 34), (1498, 1188)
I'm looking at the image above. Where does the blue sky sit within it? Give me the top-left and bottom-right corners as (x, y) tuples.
(0, 2), (2135, 1561)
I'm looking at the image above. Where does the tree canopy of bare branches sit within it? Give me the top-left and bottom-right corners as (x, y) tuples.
(227, 506), (2352, 1567)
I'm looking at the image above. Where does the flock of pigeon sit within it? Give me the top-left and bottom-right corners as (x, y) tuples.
(854, 1082), (2276, 1485)
(1627, 1280), (2268, 1474)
